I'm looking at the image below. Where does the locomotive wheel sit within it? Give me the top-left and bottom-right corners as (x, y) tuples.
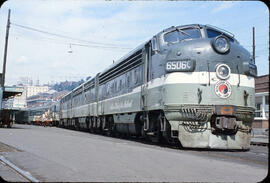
(101, 116), (108, 135)
(149, 115), (161, 143)
(7, 122), (13, 128)
(86, 118), (90, 131)
(96, 117), (101, 133)
(111, 124), (120, 138)
(75, 120), (80, 131)
(89, 118), (94, 133)
(134, 113), (144, 138)
(140, 125), (146, 139)
(159, 113), (174, 144)
(106, 116), (114, 136)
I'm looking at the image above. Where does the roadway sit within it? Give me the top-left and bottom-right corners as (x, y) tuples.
(0, 124), (268, 182)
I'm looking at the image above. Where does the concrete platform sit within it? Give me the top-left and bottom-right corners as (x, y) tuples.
(251, 128), (269, 144)
(0, 124), (268, 182)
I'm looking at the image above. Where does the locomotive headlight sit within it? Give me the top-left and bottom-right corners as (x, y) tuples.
(216, 64), (230, 80)
(212, 36), (230, 54)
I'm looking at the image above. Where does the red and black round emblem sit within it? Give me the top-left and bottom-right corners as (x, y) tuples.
(215, 81), (232, 98)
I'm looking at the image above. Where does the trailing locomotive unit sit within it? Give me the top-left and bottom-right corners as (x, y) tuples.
(59, 24), (257, 149)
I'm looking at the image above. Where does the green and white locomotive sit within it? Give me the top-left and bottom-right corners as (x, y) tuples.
(59, 24), (257, 149)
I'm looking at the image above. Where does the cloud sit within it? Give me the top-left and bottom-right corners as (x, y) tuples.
(16, 55), (29, 63)
(0, 0), (268, 85)
(211, 2), (236, 13)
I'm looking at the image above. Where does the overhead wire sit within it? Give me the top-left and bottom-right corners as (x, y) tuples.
(10, 22), (268, 54)
(10, 31), (132, 51)
(10, 22), (133, 50)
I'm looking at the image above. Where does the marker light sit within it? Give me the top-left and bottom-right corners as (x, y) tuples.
(216, 64), (231, 80)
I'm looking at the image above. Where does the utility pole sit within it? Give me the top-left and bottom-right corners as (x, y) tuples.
(2, 9), (11, 87)
(252, 26), (255, 63)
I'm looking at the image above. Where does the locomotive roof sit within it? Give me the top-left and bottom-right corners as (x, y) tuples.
(98, 40), (149, 77)
(98, 24), (225, 77)
(60, 42), (147, 101)
(161, 24), (202, 33)
(160, 24), (234, 38)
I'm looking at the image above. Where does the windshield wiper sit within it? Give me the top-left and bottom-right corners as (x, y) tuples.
(176, 28), (191, 38)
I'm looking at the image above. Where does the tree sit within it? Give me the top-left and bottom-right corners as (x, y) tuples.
(52, 79), (85, 92)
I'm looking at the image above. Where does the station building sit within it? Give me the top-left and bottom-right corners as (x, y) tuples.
(253, 74), (269, 129)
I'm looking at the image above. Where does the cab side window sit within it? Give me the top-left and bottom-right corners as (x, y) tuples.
(152, 37), (157, 50)
(151, 37), (158, 55)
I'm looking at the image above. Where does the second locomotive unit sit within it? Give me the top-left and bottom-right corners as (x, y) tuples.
(59, 24), (257, 149)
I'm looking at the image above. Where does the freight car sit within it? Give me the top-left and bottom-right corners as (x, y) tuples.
(14, 110), (29, 124)
(59, 24), (257, 149)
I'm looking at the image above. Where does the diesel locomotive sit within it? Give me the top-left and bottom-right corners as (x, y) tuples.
(59, 24), (257, 149)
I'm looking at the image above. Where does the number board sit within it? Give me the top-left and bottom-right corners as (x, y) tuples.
(166, 59), (195, 72)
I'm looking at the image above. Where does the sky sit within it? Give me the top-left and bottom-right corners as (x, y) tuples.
(0, 0), (269, 86)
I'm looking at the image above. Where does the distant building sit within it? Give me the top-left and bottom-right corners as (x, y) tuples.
(25, 85), (49, 98)
(7, 94), (26, 109)
(253, 75), (269, 129)
(4, 85), (50, 109)
(27, 92), (52, 108)
(26, 89), (68, 108)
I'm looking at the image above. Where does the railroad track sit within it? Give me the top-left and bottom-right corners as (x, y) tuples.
(250, 141), (268, 146)
(0, 156), (39, 182)
(250, 136), (268, 146)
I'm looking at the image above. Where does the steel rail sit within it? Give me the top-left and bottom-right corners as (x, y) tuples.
(0, 156), (39, 182)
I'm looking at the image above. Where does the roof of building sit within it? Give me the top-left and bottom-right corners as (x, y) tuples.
(2, 86), (24, 99)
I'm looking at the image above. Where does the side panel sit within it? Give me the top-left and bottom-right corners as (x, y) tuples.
(73, 104), (89, 117)
(102, 86), (141, 114)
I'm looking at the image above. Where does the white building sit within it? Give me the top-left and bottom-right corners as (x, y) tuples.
(25, 85), (49, 98)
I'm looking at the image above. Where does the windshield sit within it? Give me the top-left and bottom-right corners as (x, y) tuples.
(164, 28), (201, 44)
